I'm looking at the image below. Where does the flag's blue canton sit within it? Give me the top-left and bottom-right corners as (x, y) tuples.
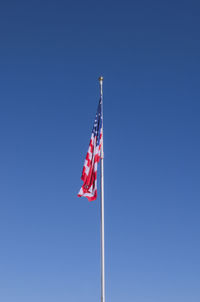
(92, 98), (102, 146)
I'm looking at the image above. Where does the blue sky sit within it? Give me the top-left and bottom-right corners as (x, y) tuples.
(0, 0), (200, 301)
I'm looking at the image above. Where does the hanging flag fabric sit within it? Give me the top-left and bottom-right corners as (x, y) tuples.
(78, 98), (103, 201)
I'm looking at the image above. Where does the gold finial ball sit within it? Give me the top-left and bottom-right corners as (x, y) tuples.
(99, 76), (104, 82)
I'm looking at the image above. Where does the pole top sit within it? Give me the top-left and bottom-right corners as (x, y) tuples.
(99, 76), (104, 82)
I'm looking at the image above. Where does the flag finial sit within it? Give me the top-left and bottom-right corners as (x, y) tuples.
(99, 77), (103, 96)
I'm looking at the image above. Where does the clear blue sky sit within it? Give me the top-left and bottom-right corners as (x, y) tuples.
(0, 1), (200, 301)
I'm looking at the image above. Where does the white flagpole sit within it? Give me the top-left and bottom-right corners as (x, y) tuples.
(99, 76), (105, 302)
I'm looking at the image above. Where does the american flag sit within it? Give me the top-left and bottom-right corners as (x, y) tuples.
(78, 98), (103, 201)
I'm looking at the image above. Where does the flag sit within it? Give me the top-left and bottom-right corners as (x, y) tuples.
(78, 98), (103, 201)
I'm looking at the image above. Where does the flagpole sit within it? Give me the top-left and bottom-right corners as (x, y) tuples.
(99, 76), (105, 302)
